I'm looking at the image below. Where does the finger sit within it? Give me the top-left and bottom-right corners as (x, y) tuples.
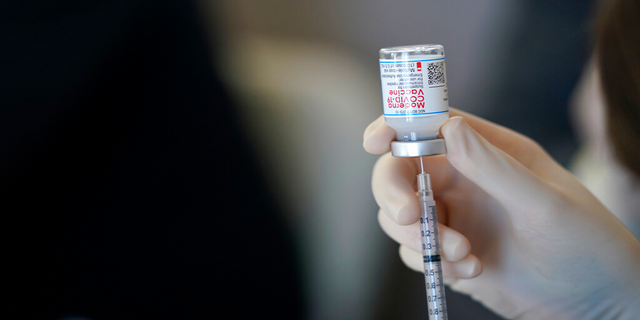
(441, 116), (561, 217)
(364, 109), (544, 165)
(363, 115), (396, 154)
(365, 108), (565, 183)
(449, 108), (542, 166)
(378, 209), (470, 262)
(399, 245), (482, 279)
(372, 154), (420, 225)
(449, 108), (569, 183)
(372, 153), (455, 225)
(399, 245), (424, 272)
(441, 254), (483, 279)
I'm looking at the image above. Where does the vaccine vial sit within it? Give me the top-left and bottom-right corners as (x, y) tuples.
(379, 44), (449, 141)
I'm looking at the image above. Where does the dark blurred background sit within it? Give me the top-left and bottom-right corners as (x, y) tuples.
(2, 0), (598, 319)
(204, 0), (596, 319)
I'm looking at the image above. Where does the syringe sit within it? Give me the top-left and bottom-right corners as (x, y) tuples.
(378, 44), (451, 318)
(390, 139), (449, 319)
(417, 156), (448, 320)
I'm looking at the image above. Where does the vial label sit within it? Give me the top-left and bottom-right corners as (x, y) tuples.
(380, 58), (449, 116)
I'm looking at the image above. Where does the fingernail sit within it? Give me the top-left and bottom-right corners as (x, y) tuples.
(449, 239), (464, 261)
(441, 116), (481, 171)
(467, 259), (482, 277)
(363, 118), (382, 141)
(441, 116), (463, 139)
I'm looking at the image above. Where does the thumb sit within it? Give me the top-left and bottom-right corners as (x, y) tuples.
(441, 116), (557, 214)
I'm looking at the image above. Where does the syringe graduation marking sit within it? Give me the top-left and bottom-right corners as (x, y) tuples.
(424, 255), (441, 263)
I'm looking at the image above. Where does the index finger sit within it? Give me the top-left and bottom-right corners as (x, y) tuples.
(363, 108), (557, 178)
(448, 109), (570, 183)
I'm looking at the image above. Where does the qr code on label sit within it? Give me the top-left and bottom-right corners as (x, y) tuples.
(427, 61), (445, 86)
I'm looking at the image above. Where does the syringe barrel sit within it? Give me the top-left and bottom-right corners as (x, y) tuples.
(420, 197), (448, 320)
(379, 44), (449, 141)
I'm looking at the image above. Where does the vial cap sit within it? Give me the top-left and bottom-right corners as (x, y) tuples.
(391, 139), (446, 157)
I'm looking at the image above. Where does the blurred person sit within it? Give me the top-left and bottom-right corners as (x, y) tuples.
(2, 1), (305, 319)
(363, 0), (640, 319)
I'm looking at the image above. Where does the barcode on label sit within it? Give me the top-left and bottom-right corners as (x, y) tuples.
(427, 61), (445, 86)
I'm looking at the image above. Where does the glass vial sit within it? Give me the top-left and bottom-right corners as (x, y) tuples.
(379, 44), (449, 141)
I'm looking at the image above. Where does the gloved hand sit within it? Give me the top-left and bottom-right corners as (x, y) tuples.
(363, 108), (640, 320)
